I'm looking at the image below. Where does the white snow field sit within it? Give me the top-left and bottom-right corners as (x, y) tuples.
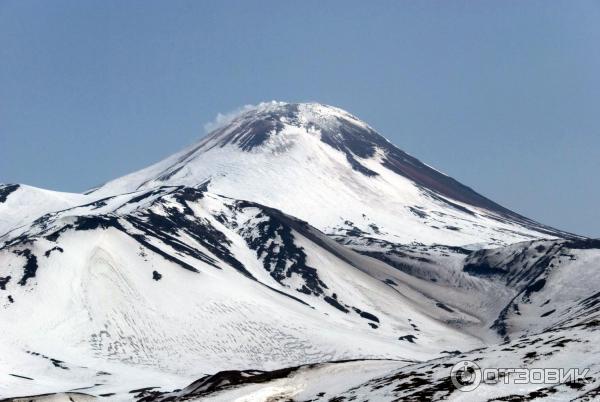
(0, 102), (598, 401)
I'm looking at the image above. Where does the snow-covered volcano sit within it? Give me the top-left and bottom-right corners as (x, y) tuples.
(1, 102), (598, 401)
(91, 102), (569, 247)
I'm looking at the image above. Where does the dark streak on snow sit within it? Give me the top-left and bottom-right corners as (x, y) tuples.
(0, 184), (20, 203)
(26, 350), (69, 370)
(398, 334), (418, 343)
(44, 246), (64, 257)
(435, 302), (455, 313)
(13, 249), (38, 286)
(352, 307), (380, 323)
(9, 373), (34, 380)
(0, 275), (10, 290)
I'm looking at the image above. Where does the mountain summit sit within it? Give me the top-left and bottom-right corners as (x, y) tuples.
(93, 101), (566, 246)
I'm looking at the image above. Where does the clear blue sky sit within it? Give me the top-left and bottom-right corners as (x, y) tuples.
(1, 1), (599, 237)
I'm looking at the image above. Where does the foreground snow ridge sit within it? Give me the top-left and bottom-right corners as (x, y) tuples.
(0, 102), (598, 401)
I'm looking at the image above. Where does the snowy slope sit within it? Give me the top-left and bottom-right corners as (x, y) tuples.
(1, 102), (597, 401)
(0, 184), (87, 236)
(0, 186), (484, 400)
(153, 318), (598, 401)
(91, 102), (571, 248)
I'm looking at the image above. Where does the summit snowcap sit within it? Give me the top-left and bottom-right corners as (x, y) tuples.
(89, 101), (569, 241)
(198, 101), (394, 169)
(203, 101), (376, 134)
(194, 101), (557, 228)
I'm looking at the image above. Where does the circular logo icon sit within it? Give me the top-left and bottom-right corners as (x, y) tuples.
(450, 360), (482, 392)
